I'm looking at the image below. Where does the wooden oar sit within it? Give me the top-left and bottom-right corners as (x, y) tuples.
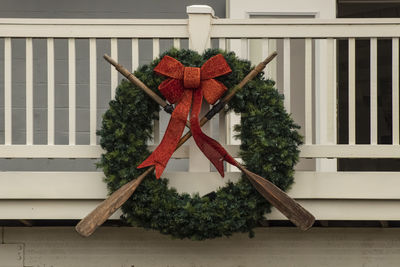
(75, 52), (314, 237)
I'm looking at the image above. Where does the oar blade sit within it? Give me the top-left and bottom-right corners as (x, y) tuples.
(242, 168), (315, 231)
(75, 168), (152, 237)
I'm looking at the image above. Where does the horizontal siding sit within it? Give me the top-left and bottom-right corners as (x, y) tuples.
(2, 227), (400, 267)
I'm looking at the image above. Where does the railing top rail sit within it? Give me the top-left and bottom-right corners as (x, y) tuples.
(213, 18), (400, 25)
(211, 18), (400, 38)
(0, 20), (189, 38)
(0, 18), (188, 25)
(1, 17), (400, 38)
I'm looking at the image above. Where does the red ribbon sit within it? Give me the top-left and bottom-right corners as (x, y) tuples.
(138, 54), (238, 178)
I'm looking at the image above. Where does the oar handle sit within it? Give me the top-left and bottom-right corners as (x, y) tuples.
(104, 54), (175, 114)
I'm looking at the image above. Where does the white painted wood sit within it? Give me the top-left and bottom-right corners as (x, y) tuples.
(187, 5), (215, 15)
(267, 200), (400, 220)
(0, 172), (107, 199)
(1, 144), (399, 159)
(300, 144), (400, 158)
(218, 109), (227, 144)
(47, 38), (55, 145)
(150, 39), (160, 145)
(283, 38), (291, 113)
(291, 172), (400, 199)
(4, 37), (12, 145)
(151, 38), (160, 144)
(68, 38), (76, 145)
(0, 145), (103, 158)
(0, 244), (23, 267)
(2, 198), (400, 220)
(5, 227), (400, 267)
(131, 38), (139, 72)
(152, 38), (159, 59)
(348, 38), (356, 144)
(267, 39), (277, 82)
(187, 7), (213, 51)
(0, 20), (189, 38)
(261, 38), (269, 60)
(305, 38), (312, 144)
(1, 18), (400, 38)
(26, 37), (33, 145)
(110, 38), (118, 99)
(0, 200), (121, 219)
(211, 19), (400, 38)
(219, 37), (226, 50)
(153, 116), (160, 144)
(3, 171), (400, 200)
(314, 39), (337, 171)
(0, 145), (188, 159)
(370, 37), (378, 145)
(240, 38), (248, 59)
(393, 38), (399, 145)
(173, 38), (180, 49)
(326, 38), (336, 145)
(89, 38), (97, 145)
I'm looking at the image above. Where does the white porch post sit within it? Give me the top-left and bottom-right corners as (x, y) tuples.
(186, 5), (214, 172)
(315, 39), (337, 172)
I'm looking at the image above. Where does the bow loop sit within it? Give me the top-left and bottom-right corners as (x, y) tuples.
(153, 55), (184, 80)
(201, 54), (232, 80)
(158, 79), (184, 104)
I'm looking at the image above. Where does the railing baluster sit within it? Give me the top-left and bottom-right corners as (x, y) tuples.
(392, 38), (399, 145)
(173, 38), (180, 49)
(262, 38), (269, 60)
(68, 38), (76, 145)
(132, 38), (139, 72)
(47, 38), (55, 145)
(26, 38), (33, 145)
(152, 38), (160, 144)
(348, 38), (356, 145)
(219, 38), (226, 51)
(283, 38), (291, 113)
(4, 37), (12, 145)
(305, 38), (312, 145)
(110, 38), (118, 99)
(240, 38), (248, 59)
(153, 38), (160, 60)
(370, 38), (378, 145)
(89, 38), (97, 145)
(327, 38), (336, 144)
(218, 110), (227, 144)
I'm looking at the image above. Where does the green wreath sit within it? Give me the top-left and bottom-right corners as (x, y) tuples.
(98, 48), (302, 240)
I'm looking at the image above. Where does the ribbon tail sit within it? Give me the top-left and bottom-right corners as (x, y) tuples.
(190, 88), (238, 178)
(138, 89), (193, 178)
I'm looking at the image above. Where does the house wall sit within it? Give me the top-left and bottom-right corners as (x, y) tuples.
(228, 0), (335, 19)
(2, 227), (400, 267)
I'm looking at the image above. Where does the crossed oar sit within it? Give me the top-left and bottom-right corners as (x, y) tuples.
(75, 52), (315, 237)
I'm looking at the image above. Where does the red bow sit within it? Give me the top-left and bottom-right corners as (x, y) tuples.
(138, 54), (238, 178)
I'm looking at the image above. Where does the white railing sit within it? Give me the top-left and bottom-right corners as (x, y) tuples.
(1, 5), (400, 221)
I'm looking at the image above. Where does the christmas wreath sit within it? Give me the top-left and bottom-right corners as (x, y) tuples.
(98, 48), (302, 240)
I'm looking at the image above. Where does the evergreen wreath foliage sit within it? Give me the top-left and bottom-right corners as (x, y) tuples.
(98, 48), (302, 240)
